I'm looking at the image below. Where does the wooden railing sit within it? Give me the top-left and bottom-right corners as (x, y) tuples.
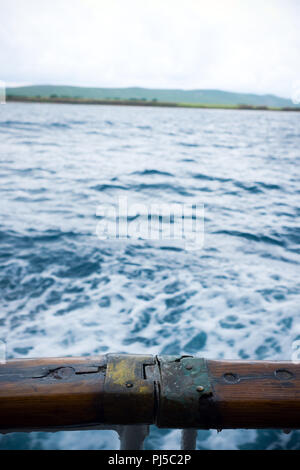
(0, 354), (299, 449)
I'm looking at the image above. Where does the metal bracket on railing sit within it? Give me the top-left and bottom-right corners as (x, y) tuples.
(102, 353), (212, 448)
(103, 354), (156, 425)
(155, 355), (213, 429)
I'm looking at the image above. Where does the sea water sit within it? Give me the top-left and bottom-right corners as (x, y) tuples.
(0, 102), (299, 449)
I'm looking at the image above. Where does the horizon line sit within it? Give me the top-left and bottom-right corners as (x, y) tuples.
(4, 83), (291, 100)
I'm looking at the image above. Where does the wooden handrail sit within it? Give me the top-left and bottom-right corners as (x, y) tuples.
(0, 354), (299, 432)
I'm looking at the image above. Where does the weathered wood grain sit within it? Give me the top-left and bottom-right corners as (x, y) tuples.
(0, 356), (299, 431)
(207, 360), (300, 429)
(0, 356), (106, 432)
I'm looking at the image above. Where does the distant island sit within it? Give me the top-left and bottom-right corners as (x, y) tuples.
(6, 85), (300, 111)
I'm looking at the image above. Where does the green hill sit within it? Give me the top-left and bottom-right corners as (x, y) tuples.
(6, 85), (296, 108)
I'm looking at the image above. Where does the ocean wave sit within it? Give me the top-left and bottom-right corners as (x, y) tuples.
(0, 103), (299, 450)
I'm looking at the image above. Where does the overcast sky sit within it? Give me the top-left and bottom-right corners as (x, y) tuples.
(1, 0), (299, 98)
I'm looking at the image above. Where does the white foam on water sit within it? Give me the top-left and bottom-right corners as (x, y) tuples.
(0, 103), (299, 449)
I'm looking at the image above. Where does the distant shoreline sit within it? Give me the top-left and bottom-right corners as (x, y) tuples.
(6, 95), (300, 112)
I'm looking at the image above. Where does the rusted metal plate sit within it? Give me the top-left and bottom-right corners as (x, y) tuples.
(156, 355), (214, 428)
(103, 354), (155, 424)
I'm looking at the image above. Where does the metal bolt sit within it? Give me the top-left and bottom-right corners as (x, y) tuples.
(126, 382), (133, 388)
(196, 385), (204, 392)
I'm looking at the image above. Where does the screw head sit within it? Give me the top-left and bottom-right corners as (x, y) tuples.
(196, 385), (204, 392)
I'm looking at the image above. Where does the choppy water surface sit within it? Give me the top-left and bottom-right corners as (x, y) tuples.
(0, 103), (299, 449)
